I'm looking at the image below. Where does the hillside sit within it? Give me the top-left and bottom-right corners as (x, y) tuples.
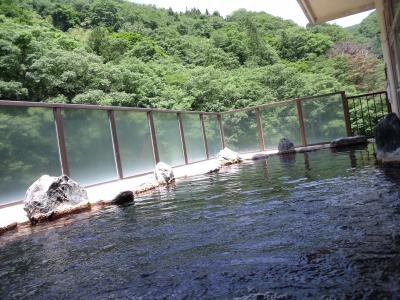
(346, 11), (382, 58)
(0, 0), (386, 111)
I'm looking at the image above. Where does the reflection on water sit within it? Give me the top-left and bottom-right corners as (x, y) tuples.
(1, 144), (400, 299)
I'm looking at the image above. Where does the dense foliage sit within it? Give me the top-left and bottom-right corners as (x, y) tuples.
(0, 0), (386, 111)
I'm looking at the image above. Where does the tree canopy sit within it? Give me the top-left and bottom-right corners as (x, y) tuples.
(0, 0), (385, 111)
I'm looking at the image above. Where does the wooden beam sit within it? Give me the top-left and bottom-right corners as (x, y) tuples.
(217, 113), (225, 149)
(255, 108), (265, 151)
(296, 100), (308, 146)
(200, 114), (209, 159)
(108, 110), (123, 179)
(177, 113), (189, 164)
(147, 111), (160, 164)
(340, 91), (353, 137)
(53, 108), (70, 176)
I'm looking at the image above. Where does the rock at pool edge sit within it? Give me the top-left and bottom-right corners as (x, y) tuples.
(24, 175), (88, 221)
(375, 113), (400, 162)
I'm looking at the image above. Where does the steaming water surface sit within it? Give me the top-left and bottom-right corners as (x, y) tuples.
(1, 145), (400, 299)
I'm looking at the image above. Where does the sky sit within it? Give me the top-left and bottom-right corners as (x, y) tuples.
(130, 0), (374, 28)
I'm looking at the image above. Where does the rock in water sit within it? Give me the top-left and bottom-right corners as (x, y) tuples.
(24, 175), (88, 221)
(278, 138), (295, 153)
(111, 191), (134, 205)
(155, 162), (175, 184)
(375, 113), (400, 162)
(330, 135), (368, 148)
(217, 147), (242, 166)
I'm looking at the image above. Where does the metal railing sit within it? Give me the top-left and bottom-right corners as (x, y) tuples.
(0, 90), (385, 206)
(346, 91), (392, 137)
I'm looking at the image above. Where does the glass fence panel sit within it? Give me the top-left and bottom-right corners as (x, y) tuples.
(62, 109), (117, 185)
(182, 114), (206, 163)
(153, 112), (184, 166)
(114, 111), (154, 176)
(203, 115), (221, 157)
(261, 103), (301, 150)
(301, 94), (347, 144)
(0, 107), (60, 204)
(223, 110), (259, 153)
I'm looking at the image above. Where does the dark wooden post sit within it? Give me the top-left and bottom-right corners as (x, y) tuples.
(296, 99), (307, 146)
(341, 91), (353, 137)
(147, 111), (160, 164)
(255, 108), (265, 151)
(108, 110), (123, 179)
(200, 114), (209, 159)
(217, 113), (225, 149)
(53, 108), (70, 176)
(177, 112), (189, 164)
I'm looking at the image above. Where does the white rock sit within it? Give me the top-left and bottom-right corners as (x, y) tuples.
(134, 176), (160, 194)
(155, 162), (175, 184)
(217, 147), (242, 165)
(24, 175), (88, 220)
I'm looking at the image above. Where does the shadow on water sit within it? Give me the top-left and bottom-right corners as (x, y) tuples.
(1, 143), (400, 299)
(278, 152), (297, 169)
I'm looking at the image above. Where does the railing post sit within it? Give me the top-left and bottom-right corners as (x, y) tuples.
(200, 114), (209, 159)
(108, 110), (123, 179)
(255, 107), (265, 152)
(53, 108), (70, 176)
(341, 91), (353, 137)
(296, 99), (307, 146)
(177, 112), (189, 164)
(217, 113), (225, 149)
(385, 91), (392, 113)
(147, 111), (160, 164)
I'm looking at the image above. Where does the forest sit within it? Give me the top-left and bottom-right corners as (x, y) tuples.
(0, 0), (386, 112)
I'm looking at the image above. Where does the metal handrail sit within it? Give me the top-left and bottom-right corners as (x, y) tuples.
(0, 100), (219, 115)
(220, 91), (345, 114)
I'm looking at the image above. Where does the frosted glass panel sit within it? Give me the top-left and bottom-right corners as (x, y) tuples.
(62, 109), (117, 185)
(203, 115), (221, 157)
(0, 107), (60, 204)
(182, 114), (206, 163)
(301, 94), (347, 144)
(223, 110), (259, 153)
(114, 111), (154, 176)
(153, 112), (184, 166)
(261, 103), (301, 150)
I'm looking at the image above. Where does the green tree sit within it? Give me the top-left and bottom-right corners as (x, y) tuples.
(51, 4), (79, 32)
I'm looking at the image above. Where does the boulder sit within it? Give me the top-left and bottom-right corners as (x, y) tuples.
(111, 191), (134, 205)
(134, 177), (160, 195)
(155, 162), (175, 185)
(330, 135), (368, 148)
(24, 175), (88, 222)
(217, 147), (242, 166)
(252, 153), (269, 160)
(278, 138), (295, 153)
(375, 113), (400, 162)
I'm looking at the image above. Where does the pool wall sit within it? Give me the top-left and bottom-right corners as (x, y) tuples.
(0, 143), (334, 236)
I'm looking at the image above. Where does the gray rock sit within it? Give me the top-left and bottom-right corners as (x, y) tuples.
(24, 175), (88, 220)
(217, 147), (242, 165)
(375, 113), (400, 162)
(278, 138), (295, 153)
(111, 191), (134, 205)
(330, 135), (368, 148)
(252, 153), (269, 160)
(155, 162), (175, 184)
